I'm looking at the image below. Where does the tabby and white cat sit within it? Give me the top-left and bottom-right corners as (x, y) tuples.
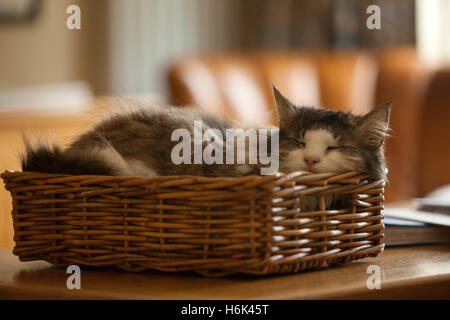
(21, 86), (391, 209)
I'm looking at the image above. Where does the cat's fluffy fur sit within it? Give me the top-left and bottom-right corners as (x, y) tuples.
(21, 86), (391, 200)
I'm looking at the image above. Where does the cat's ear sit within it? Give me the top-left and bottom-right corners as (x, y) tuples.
(354, 102), (392, 149)
(272, 84), (295, 127)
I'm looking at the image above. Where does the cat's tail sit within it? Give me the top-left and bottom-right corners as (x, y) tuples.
(20, 137), (114, 176)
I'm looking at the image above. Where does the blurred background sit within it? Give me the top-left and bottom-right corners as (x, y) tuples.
(0, 0), (449, 246)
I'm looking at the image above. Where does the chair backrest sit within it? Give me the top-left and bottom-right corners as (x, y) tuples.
(168, 51), (378, 126)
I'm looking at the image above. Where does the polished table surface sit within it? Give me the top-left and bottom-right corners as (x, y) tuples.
(0, 245), (449, 299)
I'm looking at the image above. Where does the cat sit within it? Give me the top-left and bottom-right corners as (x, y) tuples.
(21, 86), (391, 210)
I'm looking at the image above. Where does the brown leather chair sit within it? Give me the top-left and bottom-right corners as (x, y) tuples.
(168, 48), (432, 202)
(168, 50), (378, 125)
(418, 68), (450, 196)
(373, 48), (431, 201)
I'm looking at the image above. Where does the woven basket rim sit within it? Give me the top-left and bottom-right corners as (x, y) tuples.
(1, 169), (374, 184)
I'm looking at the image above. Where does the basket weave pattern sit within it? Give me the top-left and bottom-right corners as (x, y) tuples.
(1, 170), (385, 276)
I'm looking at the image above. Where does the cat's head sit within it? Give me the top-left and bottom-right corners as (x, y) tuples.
(273, 85), (391, 180)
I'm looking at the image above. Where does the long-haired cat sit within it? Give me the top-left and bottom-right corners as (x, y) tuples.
(21, 86), (391, 210)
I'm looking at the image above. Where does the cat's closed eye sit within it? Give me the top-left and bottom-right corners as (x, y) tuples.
(326, 145), (356, 151)
(291, 138), (305, 147)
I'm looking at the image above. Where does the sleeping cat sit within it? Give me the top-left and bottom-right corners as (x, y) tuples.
(21, 86), (391, 209)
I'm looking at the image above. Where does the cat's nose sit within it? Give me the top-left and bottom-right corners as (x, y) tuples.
(304, 156), (320, 167)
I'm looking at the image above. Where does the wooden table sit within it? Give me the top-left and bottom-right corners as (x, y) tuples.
(0, 245), (449, 299)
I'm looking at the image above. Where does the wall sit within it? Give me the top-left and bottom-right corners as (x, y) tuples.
(108, 0), (244, 96)
(0, 0), (85, 88)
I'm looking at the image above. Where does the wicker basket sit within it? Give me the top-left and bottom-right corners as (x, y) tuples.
(1, 170), (385, 276)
